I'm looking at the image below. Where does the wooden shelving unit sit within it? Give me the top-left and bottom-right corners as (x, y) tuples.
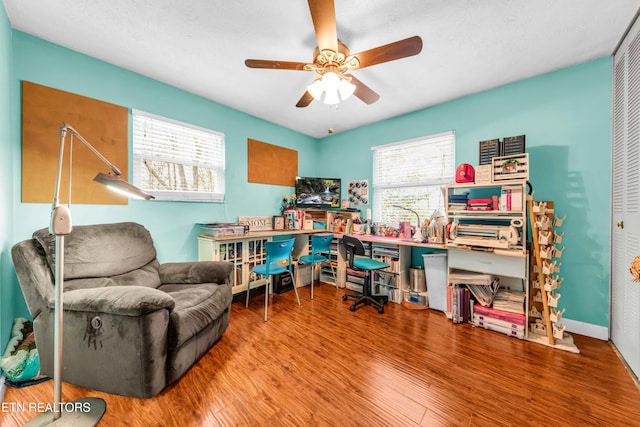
(527, 199), (556, 345)
(527, 198), (577, 352)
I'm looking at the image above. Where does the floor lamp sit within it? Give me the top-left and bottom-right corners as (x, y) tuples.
(26, 123), (154, 426)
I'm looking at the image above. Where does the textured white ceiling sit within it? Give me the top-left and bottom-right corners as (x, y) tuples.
(3, 0), (639, 138)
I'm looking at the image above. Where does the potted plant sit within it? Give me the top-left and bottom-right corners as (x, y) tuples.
(502, 158), (521, 173)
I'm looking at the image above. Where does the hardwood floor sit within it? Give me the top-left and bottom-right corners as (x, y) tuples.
(2, 283), (639, 426)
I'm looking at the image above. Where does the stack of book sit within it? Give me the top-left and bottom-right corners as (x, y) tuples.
(467, 198), (493, 211)
(471, 289), (526, 339)
(492, 289), (526, 314)
(448, 193), (469, 211)
(446, 284), (471, 324)
(449, 270), (500, 307)
(472, 304), (526, 339)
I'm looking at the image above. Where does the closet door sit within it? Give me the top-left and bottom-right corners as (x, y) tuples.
(611, 16), (640, 378)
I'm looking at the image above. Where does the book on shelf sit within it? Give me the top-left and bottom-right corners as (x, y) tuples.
(473, 314), (525, 339)
(492, 289), (525, 314)
(448, 203), (468, 211)
(447, 284), (472, 324)
(472, 303), (526, 339)
(502, 184), (523, 211)
(448, 270), (500, 307)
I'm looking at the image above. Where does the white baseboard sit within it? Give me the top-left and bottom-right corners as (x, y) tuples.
(562, 317), (608, 340)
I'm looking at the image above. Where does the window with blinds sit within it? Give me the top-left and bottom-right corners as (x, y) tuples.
(132, 110), (225, 202)
(372, 131), (455, 224)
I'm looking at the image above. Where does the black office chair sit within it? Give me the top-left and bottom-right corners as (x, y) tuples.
(341, 235), (389, 314)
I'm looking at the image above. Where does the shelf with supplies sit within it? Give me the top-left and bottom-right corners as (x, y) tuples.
(293, 208), (363, 233)
(445, 180), (527, 255)
(197, 229), (324, 295)
(445, 176), (529, 339)
(317, 238), (339, 285)
(197, 235), (271, 296)
(370, 243), (411, 304)
(337, 239), (411, 304)
(446, 247), (529, 339)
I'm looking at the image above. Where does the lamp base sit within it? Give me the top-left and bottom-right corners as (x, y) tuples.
(24, 397), (106, 427)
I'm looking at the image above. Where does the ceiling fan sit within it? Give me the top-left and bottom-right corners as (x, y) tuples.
(244, 0), (423, 107)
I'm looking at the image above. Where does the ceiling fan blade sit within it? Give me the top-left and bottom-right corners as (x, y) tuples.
(352, 36), (423, 69)
(245, 59), (308, 70)
(308, 0), (338, 53)
(346, 74), (380, 105)
(296, 91), (314, 108)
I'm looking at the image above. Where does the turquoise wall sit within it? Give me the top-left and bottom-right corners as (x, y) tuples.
(10, 31), (318, 261)
(317, 58), (612, 327)
(1, 24), (613, 338)
(5, 31), (318, 335)
(0, 3), (16, 351)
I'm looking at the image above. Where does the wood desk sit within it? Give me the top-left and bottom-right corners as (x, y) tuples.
(333, 232), (446, 250)
(197, 228), (328, 242)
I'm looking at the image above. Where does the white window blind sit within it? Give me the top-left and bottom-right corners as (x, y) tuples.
(372, 130), (455, 224)
(132, 110), (225, 202)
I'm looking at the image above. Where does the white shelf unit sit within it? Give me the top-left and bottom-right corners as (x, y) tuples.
(445, 180), (529, 337)
(445, 180), (527, 255)
(447, 248), (529, 337)
(317, 238), (339, 285)
(198, 235), (271, 295)
(370, 243), (411, 304)
(338, 240), (411, 304)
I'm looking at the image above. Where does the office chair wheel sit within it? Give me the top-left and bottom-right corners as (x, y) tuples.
(342, 295), (348, 301)
(377, 307), (384, 314)
(349, 304), (356, 312)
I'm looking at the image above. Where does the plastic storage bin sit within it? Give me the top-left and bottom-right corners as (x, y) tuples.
(422, 252), (448, 311)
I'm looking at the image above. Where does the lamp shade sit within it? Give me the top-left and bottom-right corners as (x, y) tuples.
(307, 72), (355, 105)
(93, 172), (155, 200)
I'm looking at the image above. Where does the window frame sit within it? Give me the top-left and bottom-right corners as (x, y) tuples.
(371, 130), (456, 225)
(131, 109), (225, 202)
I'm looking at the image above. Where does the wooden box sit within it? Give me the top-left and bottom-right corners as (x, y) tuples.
(492, 153), (529, 181)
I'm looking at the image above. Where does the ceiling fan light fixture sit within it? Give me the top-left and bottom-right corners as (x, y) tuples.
(323, 87), (341, 105)
(307, 71), (355, 105)
(307, 78), (325, 101)
(337, 77), (356, 100)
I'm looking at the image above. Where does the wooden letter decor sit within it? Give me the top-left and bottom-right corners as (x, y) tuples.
(247, 138), (298, 186)
(21, 81), (129, 204)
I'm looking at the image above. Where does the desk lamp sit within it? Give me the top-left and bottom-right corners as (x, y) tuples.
(26, 123), (154, 427)
(392, 205), (424, 242)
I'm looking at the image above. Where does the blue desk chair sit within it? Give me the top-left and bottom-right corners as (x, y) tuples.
(299, 233), (334, 299)
(246, 238), (300, 322)
(341, 235), (389, 314)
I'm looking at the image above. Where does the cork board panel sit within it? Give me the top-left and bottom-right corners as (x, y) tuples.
(247, 138), (298, 186)
(22, 81), (129, 204)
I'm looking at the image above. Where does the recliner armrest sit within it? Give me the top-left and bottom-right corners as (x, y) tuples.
(56, 286), (175, 316)
(159, 261), (233, 286)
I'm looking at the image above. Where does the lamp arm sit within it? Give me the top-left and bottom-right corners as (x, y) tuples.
(62, 123), (122, 175)
(391, 205), (424, 242)
(50, 123), (124, 236)
(51, 126), (67, 210)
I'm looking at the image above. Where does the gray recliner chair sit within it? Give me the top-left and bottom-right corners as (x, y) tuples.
(11, 222), (233, 398)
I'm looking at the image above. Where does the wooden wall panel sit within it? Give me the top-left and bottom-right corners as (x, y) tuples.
(21, 81), (129, 204)
(247, 138), (298, 186)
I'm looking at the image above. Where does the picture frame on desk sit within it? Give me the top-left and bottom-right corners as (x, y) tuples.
(273, 216), (285, 230)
